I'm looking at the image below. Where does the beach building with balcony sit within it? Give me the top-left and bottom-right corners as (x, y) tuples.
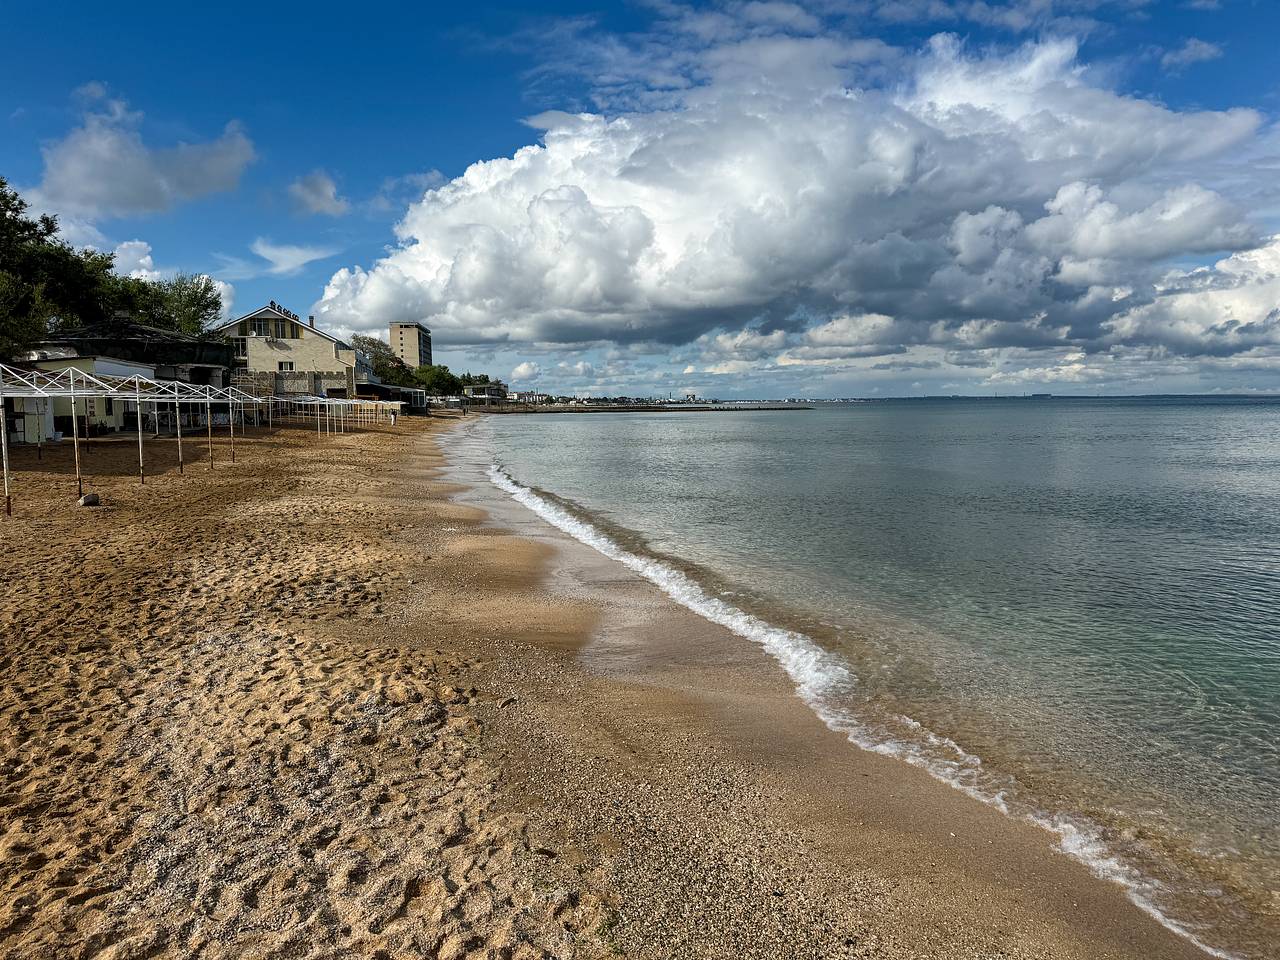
(462, 381), (508, 406)
(390, 321), (432, 369)
(216, 303), (369, 398)
(508, 390), (550, 404)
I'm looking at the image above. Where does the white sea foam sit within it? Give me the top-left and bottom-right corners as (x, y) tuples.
(486, 461), (1242, 960)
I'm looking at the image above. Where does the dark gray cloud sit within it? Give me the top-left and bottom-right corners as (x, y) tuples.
(288, 171), (350, 216)
(30, 87), (254, 219)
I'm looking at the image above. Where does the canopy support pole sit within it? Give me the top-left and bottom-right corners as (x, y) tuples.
(71, 371), (83, 499)
(1, 389), (11, 517)
(136, 384), (145, 484)
(175, 400), (184, 474)
(207, 402), (214, 468)
(229, 400), (237, 464)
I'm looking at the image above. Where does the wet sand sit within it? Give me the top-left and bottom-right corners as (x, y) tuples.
(0, 416), (1214, 959)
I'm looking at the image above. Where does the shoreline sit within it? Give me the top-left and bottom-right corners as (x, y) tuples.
(0, 417), (1222, 958)
(441, 417), (1224, 959)
(460, 420), (1271, 960)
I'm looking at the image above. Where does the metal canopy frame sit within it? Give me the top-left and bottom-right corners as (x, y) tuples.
(0, 362), (403, 516)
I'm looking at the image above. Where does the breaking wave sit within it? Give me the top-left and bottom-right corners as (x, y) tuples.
(486, 460), (1239, 960)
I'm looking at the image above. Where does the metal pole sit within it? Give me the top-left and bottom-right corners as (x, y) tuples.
(36, 399), (43, 461)
(136, 384), (145, 484)
(316, 400), (321, 436)
(1, 389), (11, 517)
(71, 372), (83, 498)
(229, 400), (237, 464)
(175, 399), (184, 474)
(207, 401), (214, 468)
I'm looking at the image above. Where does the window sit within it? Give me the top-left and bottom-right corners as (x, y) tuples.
(278, 361), (295, 372)
(232, 337), (247, 358)
(252, 318), (270, 336)
(275, 319), (287, 339)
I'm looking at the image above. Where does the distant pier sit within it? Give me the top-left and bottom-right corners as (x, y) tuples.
(483, 402), (814, 414)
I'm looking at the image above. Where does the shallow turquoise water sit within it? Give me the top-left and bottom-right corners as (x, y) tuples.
(478, 399), (1280, 958)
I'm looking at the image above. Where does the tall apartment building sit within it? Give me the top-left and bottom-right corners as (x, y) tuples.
(390, 321), (432, 369)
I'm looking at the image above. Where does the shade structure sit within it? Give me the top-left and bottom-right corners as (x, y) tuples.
(0, 362), (404, 515)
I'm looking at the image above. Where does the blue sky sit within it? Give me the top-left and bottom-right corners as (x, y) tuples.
(4, 1), (1279, 397)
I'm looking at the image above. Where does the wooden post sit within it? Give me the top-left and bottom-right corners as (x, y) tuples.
(136, 384), (145, 484)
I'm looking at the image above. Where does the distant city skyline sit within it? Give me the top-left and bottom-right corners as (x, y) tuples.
(3, 0), (1278, 397)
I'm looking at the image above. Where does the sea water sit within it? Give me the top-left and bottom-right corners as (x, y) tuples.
(465, 399), (1280, 959)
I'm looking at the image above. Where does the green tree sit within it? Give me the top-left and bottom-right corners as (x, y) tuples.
(413, 363), (462, 395)
(0, 271), (53, 360)
(0, 176), (231, 359)
(102, 274), (164, 329)
(150, 273), (224, 335)
(458, 372), (491, 385)
(0, 175), (120, 357)
(351, 333), (415, 386)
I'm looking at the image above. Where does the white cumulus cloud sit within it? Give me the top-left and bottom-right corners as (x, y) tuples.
(113, 239), (163, 280)
(311, 7), (1275, 392)
(511, 361), (542, 381)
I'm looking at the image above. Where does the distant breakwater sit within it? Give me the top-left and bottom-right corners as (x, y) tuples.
(482, 403), (814, 414)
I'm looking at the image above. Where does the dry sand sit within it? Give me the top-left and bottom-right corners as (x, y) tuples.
(0, 416), (1217, 959)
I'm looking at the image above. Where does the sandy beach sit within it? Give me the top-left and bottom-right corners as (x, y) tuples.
(0, 416), (1217, 959)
